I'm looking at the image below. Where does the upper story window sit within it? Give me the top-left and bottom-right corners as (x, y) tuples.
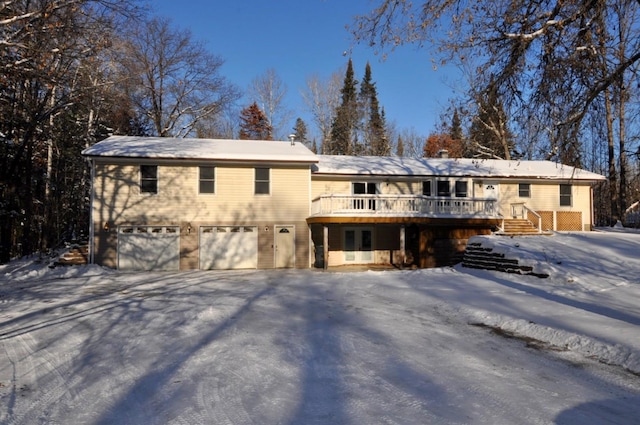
(437, 180), (450, 197)
(199, 166), (215, 194)
(519, 183), (531, 198)
(455, 181), (468, 197)
(560, 184), (572, 206)
(422, 181), (432, 196)
(352, 182), (378, 195)
(140, 165), (158, 194)
(255, 168), (270, 194)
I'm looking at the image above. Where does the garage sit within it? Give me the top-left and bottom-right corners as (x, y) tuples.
(117, 226), (181, 271)
(199, 226), (258, 270)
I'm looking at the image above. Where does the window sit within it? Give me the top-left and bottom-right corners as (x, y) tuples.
(255, 168), (270, 194)
(455, 181), (468, 197)
(560, 184), (572, 206)
(199, 166), (215, 194)
(352, 182), (377, 195)
(140, 165), (157, 194)
(437, 180), (450, 197)
(422, 181), (432, 196)
(352, 182), (378, 210)
(519, 183), (531, 198)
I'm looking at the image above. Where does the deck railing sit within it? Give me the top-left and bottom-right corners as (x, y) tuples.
(310, 194), (498, 217)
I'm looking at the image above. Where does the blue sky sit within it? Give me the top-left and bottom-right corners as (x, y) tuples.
(151, 0), (463, 141)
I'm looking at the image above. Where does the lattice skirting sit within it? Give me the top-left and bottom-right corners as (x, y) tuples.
(532, 211), (583, 231)
(557, 211), (583, 231)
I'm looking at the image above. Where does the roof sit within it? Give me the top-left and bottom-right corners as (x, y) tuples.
(312, 155), (606, 181)
(82, 136), (318, 163)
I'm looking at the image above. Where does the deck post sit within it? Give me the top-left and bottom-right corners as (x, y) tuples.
(323, 225), (329, 270)
(400, 225), (406, 269)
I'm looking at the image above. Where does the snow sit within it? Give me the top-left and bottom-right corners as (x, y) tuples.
(1, 230), (640, 424)
(313, 155), (606, 181)
(82, 136), (318, 163)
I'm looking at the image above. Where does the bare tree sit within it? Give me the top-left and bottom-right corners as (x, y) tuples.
(0, 0), (141, 261)
(247, 68), (291, 140)
(351, 0), (640, 225)
(118, 17), (240, 137)
(301, 70), (343, 152)
(351, 0), (640, 160)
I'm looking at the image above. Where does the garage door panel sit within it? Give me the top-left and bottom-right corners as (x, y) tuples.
(200, 226), (257, 270)
(118, 226), (180, 271)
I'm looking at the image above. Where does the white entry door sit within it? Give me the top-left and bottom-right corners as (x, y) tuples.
(275, 225), (295, 268)
(344, 227), (373, 264)
(484, 183), (499, 200)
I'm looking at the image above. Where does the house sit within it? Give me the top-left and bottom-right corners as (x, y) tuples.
(83, 136), (317, 271)
(82, 136), (606, 271)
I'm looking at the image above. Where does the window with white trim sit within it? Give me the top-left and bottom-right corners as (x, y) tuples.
(199, 166), (215, 194)
(140, 165), (158, 194)
(437, 180), (450, 197)
(255, 168), (270, 194)
(560, 184), (572, 206)
(455, 181), (468, 197)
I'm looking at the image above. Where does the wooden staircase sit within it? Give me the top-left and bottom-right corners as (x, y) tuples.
(499, 218), (543, 236)
(53, 244), (89, 266)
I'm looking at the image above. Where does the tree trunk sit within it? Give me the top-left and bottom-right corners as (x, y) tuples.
(604, 88), (619, 225)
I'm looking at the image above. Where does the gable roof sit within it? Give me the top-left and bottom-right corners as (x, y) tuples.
(312, 155), (606, 182)
(82, 136), (318, 163)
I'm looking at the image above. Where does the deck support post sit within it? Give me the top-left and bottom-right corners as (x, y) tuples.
(399, 225), (406, 269)
(323, 225), (329, 270)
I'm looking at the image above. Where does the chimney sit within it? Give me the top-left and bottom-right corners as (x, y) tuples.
(438, 149), (449, 159)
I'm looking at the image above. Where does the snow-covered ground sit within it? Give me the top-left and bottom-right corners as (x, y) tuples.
(1, 230), (640, 424)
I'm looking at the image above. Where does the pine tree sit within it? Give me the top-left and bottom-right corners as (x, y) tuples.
(359, 62), (389, 156)
(239, 102), (273, 140)
(396, 135), (405, 157)
(328, 58), (358, 155)
(293, 117), (309, 145)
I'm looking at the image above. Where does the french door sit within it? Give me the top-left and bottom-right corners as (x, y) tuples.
(344, 227), (373, 263)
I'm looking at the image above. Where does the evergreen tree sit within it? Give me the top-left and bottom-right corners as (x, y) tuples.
(239, 102), (273, 140)
(450, 109), (463, 142)
(293, 117), (309, 145)
(359, 62), (389, 155)
(396, 135), (405, 157)
(328, 58), (358, 155)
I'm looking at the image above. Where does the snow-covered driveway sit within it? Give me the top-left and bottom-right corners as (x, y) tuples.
(2, 238), (640, 425)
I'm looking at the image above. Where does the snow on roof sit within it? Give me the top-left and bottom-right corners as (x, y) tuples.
(313, 155), (606, 181)
(82, 136), (318, 163)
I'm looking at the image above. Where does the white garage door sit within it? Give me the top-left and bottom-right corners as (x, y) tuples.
(118, 226), (180, 271)
(200, 226), (258, 270)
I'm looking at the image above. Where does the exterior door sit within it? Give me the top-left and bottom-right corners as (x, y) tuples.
(275, 226), (295, 268)
(484, 183), (499, 200)
(344, 227), (373, 263)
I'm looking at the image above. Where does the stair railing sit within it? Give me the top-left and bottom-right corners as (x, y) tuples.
(522, 204), (542, 233)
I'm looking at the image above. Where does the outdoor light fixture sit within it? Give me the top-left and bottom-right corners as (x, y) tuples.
(103, 222), (110, 232)
(187, 223), (192, 234)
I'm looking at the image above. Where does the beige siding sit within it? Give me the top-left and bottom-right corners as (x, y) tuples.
(497, 182), (593, 229)
(93, 161), (312, 269)
(94, 163), (310, 225)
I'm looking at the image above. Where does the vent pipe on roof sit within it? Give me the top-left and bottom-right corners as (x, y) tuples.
(288, 134), (296, 146)
(438, 149), (449, 158)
